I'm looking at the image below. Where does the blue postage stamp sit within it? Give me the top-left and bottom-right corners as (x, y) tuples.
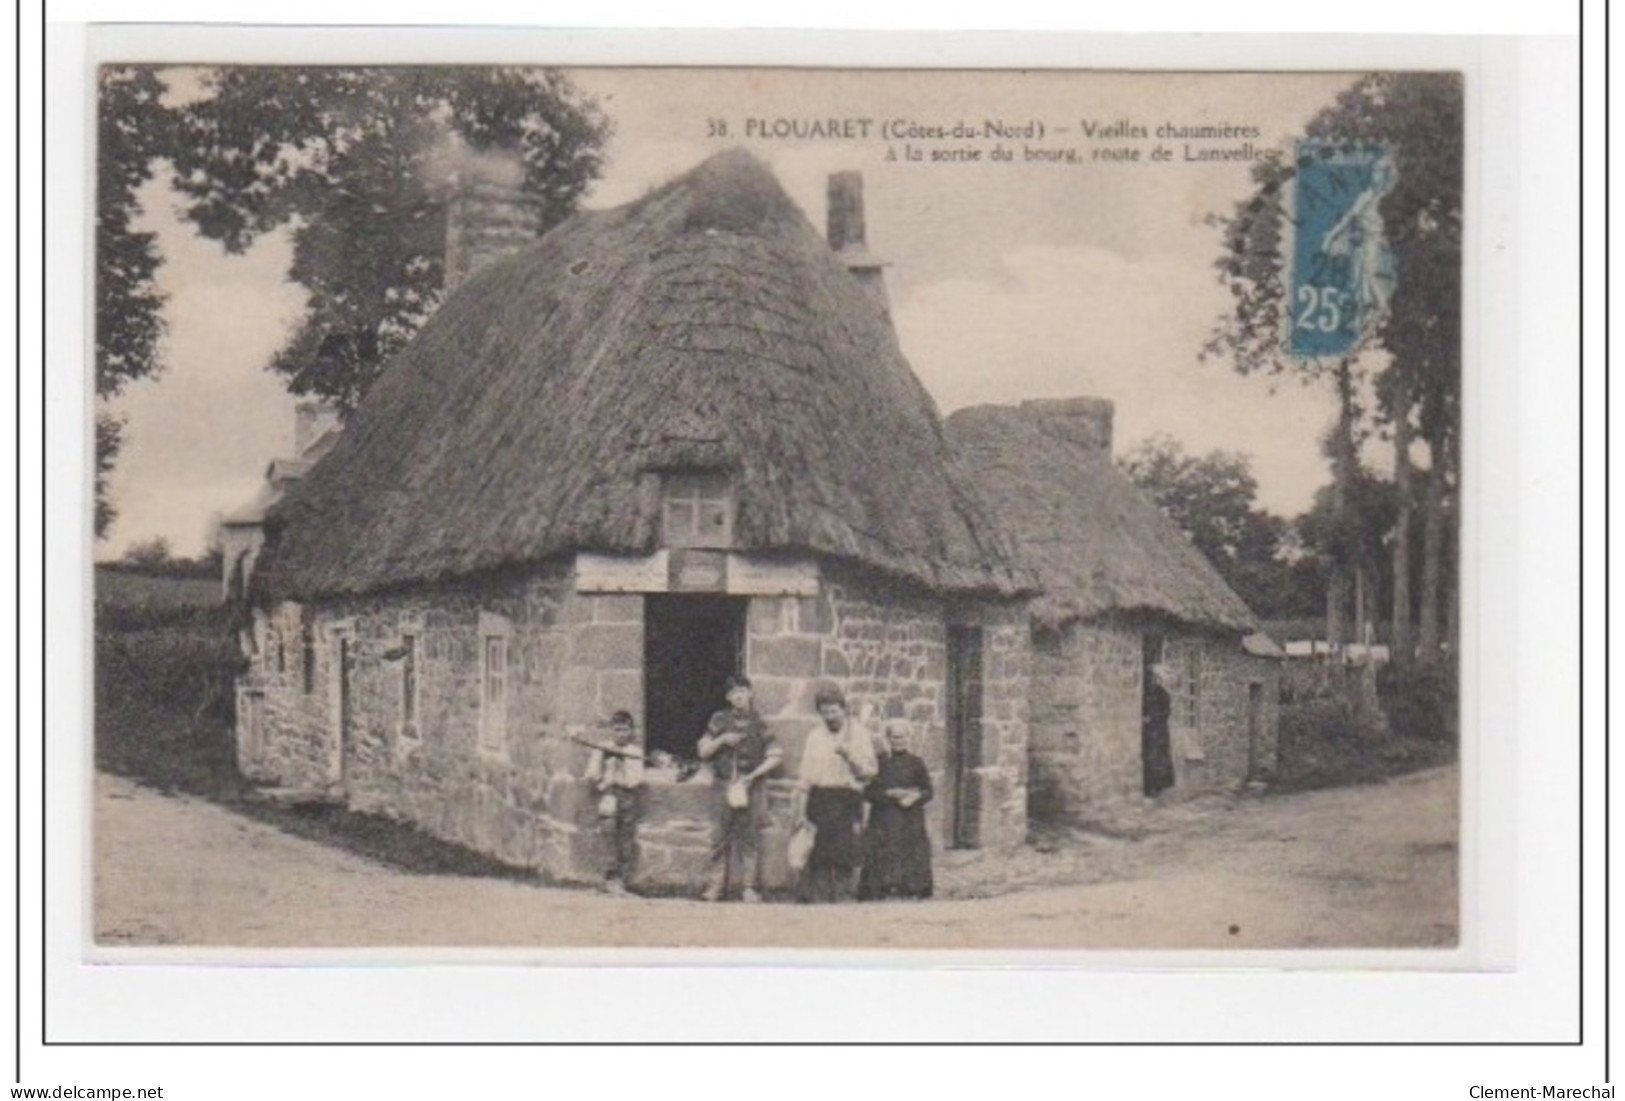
(1289, 141), (1398, 358)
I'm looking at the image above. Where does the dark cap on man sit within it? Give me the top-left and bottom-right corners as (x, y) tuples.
(724, 673), (752, 692)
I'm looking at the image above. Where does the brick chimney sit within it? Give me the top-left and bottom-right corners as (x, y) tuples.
(827, 171), (889, 316)
(443, 148), (546, 293)
(1026, 397), (1115, 456)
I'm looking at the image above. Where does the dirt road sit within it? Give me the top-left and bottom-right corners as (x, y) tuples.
(94, 766), (1457, 950)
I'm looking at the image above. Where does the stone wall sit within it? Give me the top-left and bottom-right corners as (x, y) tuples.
(240, 600), (336, 789)
(237, 563), (1033, 891)
(973, 602), (1033, 850)
(742, 570), (1029, 856)
(743, 572), (949, 872)
(1028, 617), (1278, 828)
(237, 568), (652, 882)
(1164, 635), (1279, 795)
(1028, 617), (1144, 823)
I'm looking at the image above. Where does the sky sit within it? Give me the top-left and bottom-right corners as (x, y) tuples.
(100, 67), (1365, 559)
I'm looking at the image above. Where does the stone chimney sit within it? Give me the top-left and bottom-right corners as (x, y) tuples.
(443, 148), (546, 293)
(1026, 397), (1115, 456)
(827, 171), (889, 315)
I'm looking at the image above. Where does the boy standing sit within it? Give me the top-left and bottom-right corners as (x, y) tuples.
(696, 674), (782, 902)
(585, 710), (645, 895)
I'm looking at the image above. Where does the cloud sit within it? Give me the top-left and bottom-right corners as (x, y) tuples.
(894, 242), (1337, 517)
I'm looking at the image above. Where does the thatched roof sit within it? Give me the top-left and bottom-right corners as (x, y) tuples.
(944, 402), (1258, 633)
(255, 150), (1024, 601)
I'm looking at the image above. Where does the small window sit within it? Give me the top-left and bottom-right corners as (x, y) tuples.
(1184, 648), (1201, 729)
(1182, 647), (1205, 760)
(478, 613), (510, 755)
(1142, 632), (1165, 670)
(274, 632), (286, 675)
(400, 633), (419, 737)
(661, 472), (734, 548)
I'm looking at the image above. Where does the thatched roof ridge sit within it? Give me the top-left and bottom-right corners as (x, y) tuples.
(944, 402), (1258, 633)
(255, 149), (1024, 601)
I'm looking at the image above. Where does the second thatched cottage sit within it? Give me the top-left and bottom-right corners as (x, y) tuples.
(945, 401), (1281, 829)
(234, 149), (1277, 891)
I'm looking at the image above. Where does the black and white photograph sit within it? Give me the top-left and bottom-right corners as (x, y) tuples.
(86, 61), (1471, 952)
(23, 0), (1601, 1092)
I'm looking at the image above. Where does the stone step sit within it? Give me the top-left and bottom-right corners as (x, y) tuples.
(246, 785), (344, 808)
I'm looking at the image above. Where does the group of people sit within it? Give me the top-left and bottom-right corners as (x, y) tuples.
(584, 674), (934, 903)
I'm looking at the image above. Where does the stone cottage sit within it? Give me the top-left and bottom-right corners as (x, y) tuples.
(944, 401), (1281, 829)
(235, 150), (1033, 892)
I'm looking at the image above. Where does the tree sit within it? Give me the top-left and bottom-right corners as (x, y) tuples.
(1205, 72), (1463, 667)
(1118, 435), (1294, 618)
(94, 416), (123, 540)
(95, 65), (175, 537)
(121, 535), (173, 570)
(1295, 469), (1400, 637)
(167, 66), (612, 411)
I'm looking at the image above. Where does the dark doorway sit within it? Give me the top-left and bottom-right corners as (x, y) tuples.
(1140, 632), (1174, 796)
(644, 595), (748, 759)
(945, 624), (984, 849)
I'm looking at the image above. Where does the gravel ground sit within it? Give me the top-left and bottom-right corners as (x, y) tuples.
(94, 765), (1457, 950)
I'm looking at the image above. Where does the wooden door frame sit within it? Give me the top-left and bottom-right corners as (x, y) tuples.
(325, 619), (356, 785)
(945, 622), (984, 849)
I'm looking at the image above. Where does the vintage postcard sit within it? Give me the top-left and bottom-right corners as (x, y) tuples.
(90, 59), (1466, 957)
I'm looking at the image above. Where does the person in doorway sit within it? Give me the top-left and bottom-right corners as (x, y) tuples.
(858, 724), (934, 901)
(584, 710), (645, 895)
(1142, 662), (1176, 797)
(793, 684), (878, 903)
(696, 674), (782, 902)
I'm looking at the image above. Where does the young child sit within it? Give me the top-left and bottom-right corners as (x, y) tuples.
(584, 710), (645, 895)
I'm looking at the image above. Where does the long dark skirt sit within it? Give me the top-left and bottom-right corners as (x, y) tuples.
(805, 787), (865, 870)
(859, 801), (933, 900)
(801, 787), (865, 903)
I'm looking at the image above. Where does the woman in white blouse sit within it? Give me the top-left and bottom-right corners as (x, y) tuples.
(793, 684), (879, 902)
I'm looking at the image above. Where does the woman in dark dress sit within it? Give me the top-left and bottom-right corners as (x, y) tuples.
(859, 726), (934, 900)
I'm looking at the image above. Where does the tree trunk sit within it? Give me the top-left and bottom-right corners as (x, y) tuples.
(1353, 561), (1386, 739)
(1353, 563), (1368, 647)
(1326, 566), (1348, 650)
(1391, 399), (1414, 668)
(1418, 440), (1445, 666)
(1326, 358), (1359, 654)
